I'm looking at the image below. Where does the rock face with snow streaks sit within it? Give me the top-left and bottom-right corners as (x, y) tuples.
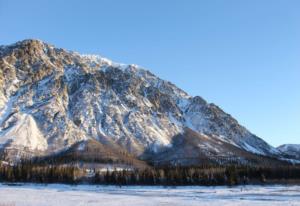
(278, 144), (300, 160)
(0, 39), (283, 164)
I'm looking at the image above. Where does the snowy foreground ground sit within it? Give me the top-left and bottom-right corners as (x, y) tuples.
(0, 184), (300, 206)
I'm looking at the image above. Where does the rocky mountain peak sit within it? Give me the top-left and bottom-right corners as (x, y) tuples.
(0, 39), (286, 165)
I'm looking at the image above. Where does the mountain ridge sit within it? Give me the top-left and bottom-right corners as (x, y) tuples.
(0, 39), (294, 166)
(277, 144), (300, 160)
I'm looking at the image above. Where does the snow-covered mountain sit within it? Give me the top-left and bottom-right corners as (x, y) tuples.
(0, 39), (286, 165)
(278, 144), (300, 160)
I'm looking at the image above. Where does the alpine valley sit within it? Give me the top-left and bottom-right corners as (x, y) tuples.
(0, 39), (298, 168)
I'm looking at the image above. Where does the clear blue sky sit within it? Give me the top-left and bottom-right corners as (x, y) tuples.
(0, 0), (299, 147)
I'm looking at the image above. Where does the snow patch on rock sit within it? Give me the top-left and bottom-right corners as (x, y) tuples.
(0, 113), (48, 151)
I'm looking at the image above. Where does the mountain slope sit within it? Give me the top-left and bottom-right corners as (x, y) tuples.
(0, 39), (283, 165)
(278, 144), (300, 160)
(143, 128), (287, 167)
(39, 139), (149, 169)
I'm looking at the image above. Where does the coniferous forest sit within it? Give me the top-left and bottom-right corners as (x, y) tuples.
(1, 160), (300, 186)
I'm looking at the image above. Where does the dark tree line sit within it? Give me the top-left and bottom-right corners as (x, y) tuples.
(1, 161), (300, 186)
(93, 165), (300, 186)
(0, 163), (78, 183)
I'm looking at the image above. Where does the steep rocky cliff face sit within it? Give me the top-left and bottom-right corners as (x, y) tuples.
(0, 39), (282, 164)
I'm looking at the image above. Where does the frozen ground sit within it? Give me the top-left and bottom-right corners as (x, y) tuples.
(0, 184), (300, 206)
